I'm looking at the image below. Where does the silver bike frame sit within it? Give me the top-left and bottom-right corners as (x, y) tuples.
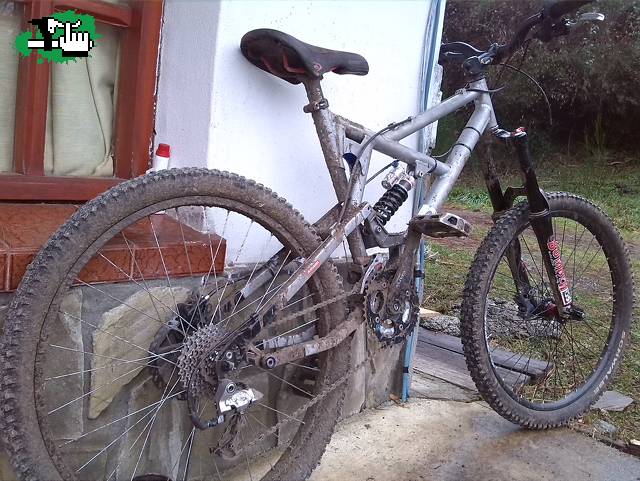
(304, 77), (497, 261)
(253, 77), (498, 318)
(238, 76), (501, 367)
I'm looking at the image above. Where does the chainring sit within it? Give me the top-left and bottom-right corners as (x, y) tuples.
(364, 267), (418, 346)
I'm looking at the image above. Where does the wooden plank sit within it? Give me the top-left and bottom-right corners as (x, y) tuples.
(0, 204), (227, 292)
(0, 175), (122, 201)
(419, 307), (440, 318)
(413, 346), (477, 391)
(418, 329), (463, 352)
(418, 328), (553, 381)
(414, 341), (531, 391)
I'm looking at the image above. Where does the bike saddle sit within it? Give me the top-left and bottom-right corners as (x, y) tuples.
(240, 28), (369, 85)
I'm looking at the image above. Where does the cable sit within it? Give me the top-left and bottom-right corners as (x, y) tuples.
(430, 146), (453, 159)
(365, 161), (397, 185)
(350, 116), (414, 163)
(495, 62), (553, 126)
(466, 85), (507, 94)
(494, 38), (532, 88)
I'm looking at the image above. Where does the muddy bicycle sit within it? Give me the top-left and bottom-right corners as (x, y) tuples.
(1, 1), (634, 480)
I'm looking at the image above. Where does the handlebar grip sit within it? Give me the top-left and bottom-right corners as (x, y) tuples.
(545, 0), (594, 19)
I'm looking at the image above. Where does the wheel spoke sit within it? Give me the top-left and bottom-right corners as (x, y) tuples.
(483, 210), (619, 409)
(24, 183), (347, 480)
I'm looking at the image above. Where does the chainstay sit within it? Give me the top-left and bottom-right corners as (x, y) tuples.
(271, 289), (353, 327)
(231, 307), (368, 459)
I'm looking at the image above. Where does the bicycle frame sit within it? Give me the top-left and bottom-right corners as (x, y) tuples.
(304, 77), (497, 263)
(274, 76), (496, 292)
(216, 70), (579, 373)
(230, 77), (502, 367)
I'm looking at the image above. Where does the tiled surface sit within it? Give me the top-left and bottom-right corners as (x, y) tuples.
(0, 204), (226, 292)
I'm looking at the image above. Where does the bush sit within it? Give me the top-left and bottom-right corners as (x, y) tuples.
(442, 0), (640, 154)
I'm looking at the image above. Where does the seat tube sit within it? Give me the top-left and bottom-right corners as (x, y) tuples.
(303, 79), (369, 264)
(303, 80), (349, 200)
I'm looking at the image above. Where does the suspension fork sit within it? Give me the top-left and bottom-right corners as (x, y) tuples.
(481, 138), (533, 299)
(512, 129), (573, 315)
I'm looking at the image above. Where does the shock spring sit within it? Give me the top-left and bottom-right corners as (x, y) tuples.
(373, 178), (413, 225)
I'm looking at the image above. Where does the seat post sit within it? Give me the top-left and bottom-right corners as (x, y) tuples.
(302, 78), (329, 114)
(301, 79), (347, 199)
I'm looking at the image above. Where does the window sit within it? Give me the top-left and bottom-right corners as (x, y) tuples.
(0, 0), (163, 201)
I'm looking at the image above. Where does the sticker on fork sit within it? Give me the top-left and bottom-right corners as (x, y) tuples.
(547, 238), (572, 307)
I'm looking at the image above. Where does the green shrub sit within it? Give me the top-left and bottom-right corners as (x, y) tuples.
(442, 0), (640, 153)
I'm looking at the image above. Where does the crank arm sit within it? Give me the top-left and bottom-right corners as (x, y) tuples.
(257, 310), (363, 369)
(384, 225), (422, 312)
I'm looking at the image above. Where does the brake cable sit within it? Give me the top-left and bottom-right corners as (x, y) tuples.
(494, 62), (554, 127)
(470, 37), (554, 127)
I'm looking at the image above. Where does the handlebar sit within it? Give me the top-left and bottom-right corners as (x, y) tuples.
(494, 12), (544, 63)
(440, 0), (598, 76)
(545, 0), (594, 19)
(496, 0), (596, 61)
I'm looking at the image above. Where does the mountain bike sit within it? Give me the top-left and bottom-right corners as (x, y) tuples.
(1, 1), (633, 480)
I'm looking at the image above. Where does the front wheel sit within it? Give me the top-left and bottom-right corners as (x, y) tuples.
(461, 192), (634, 428)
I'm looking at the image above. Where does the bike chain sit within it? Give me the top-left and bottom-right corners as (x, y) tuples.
(268, 289), (353, 328)
(221, 304), (371, 459)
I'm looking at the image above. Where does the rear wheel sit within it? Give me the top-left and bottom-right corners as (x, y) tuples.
(1, 168), (350, 481)
(461, 192), (634, 428)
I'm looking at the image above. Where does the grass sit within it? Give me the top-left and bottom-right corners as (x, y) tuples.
(422, 152), (640, 444)
(423, 243), (475, 314)
(449, 156), (640, 232)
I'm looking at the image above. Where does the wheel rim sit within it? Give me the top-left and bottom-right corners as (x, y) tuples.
(33, 197), (342, 481)
(484, 207), (621, 410)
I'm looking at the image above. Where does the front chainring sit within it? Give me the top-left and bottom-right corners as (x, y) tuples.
(364, 266), (418, 346)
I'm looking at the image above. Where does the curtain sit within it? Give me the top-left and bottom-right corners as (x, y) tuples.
(0, 0), (119, 177)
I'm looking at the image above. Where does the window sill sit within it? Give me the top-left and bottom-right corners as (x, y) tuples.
(0, 204), (226, 292)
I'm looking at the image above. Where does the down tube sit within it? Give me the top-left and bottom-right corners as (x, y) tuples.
(419, 104), (492, 215)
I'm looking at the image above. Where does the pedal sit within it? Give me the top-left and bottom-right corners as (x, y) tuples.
(409, 212), (472, 238)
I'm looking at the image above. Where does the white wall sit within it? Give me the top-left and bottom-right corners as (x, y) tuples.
(154, 0), (220, 169)
(155, 0), (435, 254)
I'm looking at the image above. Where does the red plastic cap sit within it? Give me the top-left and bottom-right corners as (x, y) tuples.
(156, 143), (171, 157)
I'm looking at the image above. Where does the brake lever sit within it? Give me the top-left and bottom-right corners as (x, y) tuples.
(535, 11), (605, 42)
(569, 12), (605, 26)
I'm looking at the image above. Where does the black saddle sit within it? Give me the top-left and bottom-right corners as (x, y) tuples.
(240, 29), (369, 85)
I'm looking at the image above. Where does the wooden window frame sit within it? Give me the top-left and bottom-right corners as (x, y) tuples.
(3, 0), (163, 202)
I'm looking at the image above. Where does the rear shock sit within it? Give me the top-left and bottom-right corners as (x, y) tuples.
(373, 171), (415, 225)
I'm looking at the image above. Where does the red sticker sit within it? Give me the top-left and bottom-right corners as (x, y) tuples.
(547, 239), (572, 307)
(305, 260), (321, 276)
